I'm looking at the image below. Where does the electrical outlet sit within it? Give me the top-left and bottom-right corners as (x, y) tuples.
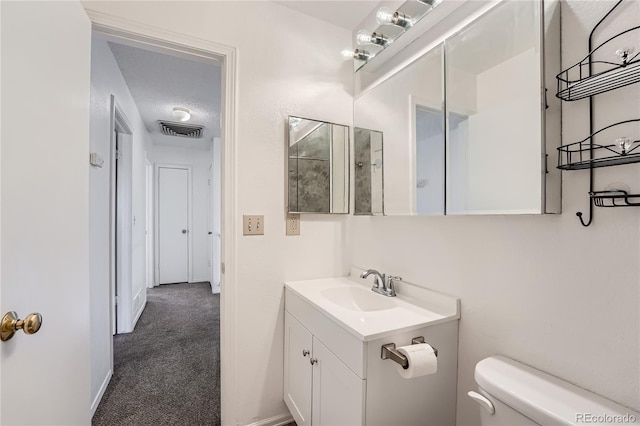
(286, 214), (300, 236)
(243, 215), (264, 235)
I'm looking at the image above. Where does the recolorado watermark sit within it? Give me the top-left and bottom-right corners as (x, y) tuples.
(576, 413), (637, 424)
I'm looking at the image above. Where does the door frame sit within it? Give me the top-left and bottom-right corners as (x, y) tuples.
(110, 96), (134, 335)
(86, 10), (238, 424)
(154, 164), (193, 285)
(145, 159), (154, 289)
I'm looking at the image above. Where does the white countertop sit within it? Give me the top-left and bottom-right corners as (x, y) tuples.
(284, 273), (460, 341)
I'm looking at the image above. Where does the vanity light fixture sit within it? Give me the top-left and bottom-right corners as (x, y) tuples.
(172, 107), (191, 122)
(376, 7), (412, 28)
(341, 48), (372, 61)
(417, 0), (441, 7)
(349, 0), (444, 71)
(356, 30), (390, 47)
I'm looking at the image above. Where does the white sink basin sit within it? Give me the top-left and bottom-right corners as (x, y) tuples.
(321, 286), (396, 312)
(285, 271), (460, 341)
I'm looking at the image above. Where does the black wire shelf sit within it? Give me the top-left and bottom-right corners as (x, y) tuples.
(591, 190), (640, 207)
(556, 26), (640, 101)
(557, 119), (640, 170)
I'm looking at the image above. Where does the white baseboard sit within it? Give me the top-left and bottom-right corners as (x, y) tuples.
(91, 369), (112, 417)
(212, 282), (220, 294)
(245, 413), (294, 426)
(132, 292), (146, 330)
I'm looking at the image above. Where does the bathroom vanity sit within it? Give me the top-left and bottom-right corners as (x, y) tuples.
(283, 270), (460, 425)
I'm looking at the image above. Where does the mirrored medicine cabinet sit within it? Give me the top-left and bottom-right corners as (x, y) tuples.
(287, 116), (350, 214)
(353, 0), (561, 216)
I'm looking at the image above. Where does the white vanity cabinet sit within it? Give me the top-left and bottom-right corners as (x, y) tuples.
(284, 312), (364, 426)
(283, 275), (460, 426)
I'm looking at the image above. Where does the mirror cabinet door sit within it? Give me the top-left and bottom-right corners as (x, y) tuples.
(445, 0), (543, 214)
(354, 44), (445, 216)
(354, 128), (384, 215)
(288, 117), (349, 214)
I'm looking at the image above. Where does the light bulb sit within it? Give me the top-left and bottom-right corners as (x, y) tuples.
(376, 7), (395, 25)
(357, 30), (389, 47)
(616, 136), (632, 154)
(172, 107), (191, 122)
(341, 49), (371, 61)
(376, 7), (411, 28)
(341, 49), (356, 58)
(356, 30), (373, 46)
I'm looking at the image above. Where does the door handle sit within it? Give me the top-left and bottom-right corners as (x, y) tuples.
(182, 229), (188, 234)
(208, 231), (213, 235)
(1, 311), (42, 341)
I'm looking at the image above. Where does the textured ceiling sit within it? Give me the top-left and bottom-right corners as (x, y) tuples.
(273, 1), (379, 30)
(108, 41), (221, 145)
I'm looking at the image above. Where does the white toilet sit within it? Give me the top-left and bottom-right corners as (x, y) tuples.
(470, 356), (640, 425)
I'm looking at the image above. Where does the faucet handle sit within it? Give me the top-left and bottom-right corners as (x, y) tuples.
(387, 275), (402, 285)
(385, 276), (402, 296)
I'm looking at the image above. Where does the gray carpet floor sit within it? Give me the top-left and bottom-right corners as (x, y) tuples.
(93, 282), (220, 426)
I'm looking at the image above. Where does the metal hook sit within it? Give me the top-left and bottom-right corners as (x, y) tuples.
(576, 197), (594, 227)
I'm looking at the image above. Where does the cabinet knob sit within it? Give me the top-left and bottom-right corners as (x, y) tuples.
(310, 358), (318, 365)
(302, 349), (310, 357)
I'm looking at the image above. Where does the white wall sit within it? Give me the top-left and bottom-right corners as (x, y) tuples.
(351, 2), (640, 425)
(89, 37), (151, 412)
(148, 142), (213, 283)
(83, 2), (353, 424)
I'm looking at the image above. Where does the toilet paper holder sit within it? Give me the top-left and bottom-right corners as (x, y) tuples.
(381, 336), (438, 369)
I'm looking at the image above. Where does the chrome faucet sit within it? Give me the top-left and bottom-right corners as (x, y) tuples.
(359, 269), (401, 297)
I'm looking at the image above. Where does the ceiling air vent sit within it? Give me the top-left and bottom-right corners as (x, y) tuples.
(158, 121), (204, 139)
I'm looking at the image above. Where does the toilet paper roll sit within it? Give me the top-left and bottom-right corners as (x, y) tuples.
(396, 343), (438, 379)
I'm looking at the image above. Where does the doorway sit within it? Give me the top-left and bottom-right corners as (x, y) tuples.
(88, 21), (232, 422)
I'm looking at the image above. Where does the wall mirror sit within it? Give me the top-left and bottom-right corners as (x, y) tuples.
(352, 0), (560, 216)
(446, 0), (543, 214)
(354, 44), (444, 216)
(354, 128), (384, 215)
(287, 116), (349, 214)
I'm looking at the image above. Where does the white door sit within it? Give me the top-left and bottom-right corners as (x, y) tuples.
(158, 167), (189, 284)
(1, 1), (92, 424)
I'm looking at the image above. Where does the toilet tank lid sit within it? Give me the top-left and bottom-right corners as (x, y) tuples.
(475, 356), (639, 426)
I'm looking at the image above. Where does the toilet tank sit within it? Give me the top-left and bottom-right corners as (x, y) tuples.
(472, 356), (640, 425)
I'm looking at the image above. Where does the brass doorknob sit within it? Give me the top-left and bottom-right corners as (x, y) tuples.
(1, 311), (42, 341)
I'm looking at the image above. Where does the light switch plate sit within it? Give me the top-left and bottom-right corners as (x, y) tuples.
(243, 215), (264, 235)
(286, 214), (300, 236)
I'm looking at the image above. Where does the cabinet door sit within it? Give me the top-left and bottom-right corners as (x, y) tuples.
(284, 313), (313, 426)
(446, 0), (544, 215)
(312, 337), (365, 426)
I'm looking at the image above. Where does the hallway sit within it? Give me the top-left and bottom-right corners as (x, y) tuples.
(93, 283), (220, 425)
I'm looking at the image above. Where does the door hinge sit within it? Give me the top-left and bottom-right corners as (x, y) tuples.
(114, 296), (119, 305)
(221, 262), (225, 274)
(115, 149), (122, 161)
